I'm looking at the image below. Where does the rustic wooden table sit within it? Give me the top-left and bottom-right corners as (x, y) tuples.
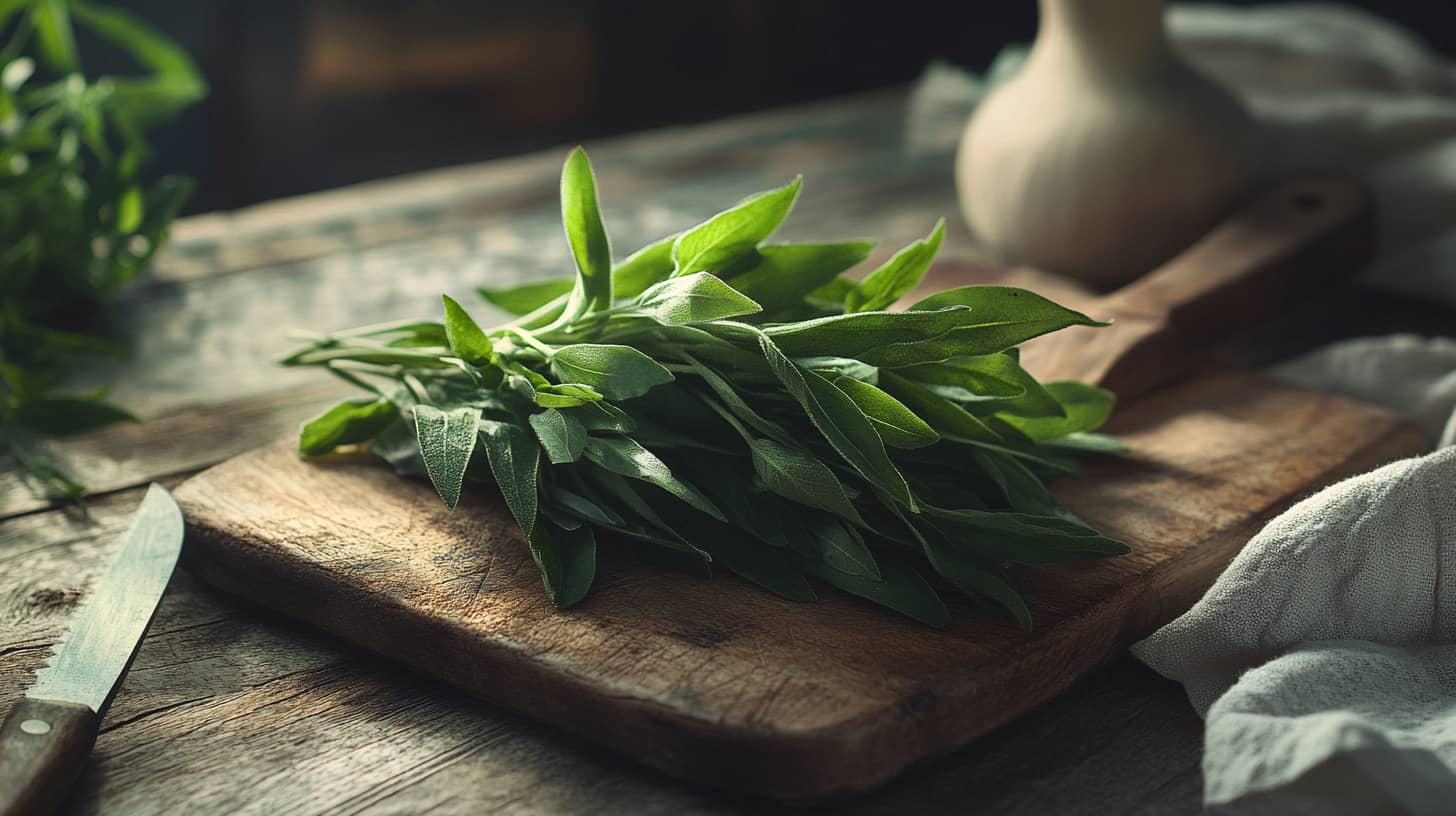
(5, 86), (1446, 815)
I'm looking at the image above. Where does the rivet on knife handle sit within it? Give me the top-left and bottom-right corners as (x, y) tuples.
(0, 698), (101, 816)
(0, 484), (185, 816)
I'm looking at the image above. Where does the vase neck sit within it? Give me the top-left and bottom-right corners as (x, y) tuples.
(1035, 0), (1171, 75)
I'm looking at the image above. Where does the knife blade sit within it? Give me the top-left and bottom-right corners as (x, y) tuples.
(0, 483), (184, 816)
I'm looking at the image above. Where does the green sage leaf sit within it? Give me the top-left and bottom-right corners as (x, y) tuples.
(560, 146), (613, 314)
(748, 438), (865, 525)
(414, 405), (482, 510)
(528, 408), (587, 464)
(922, 538), (1034, 629)
(827, 374), (938, 449)
(550, 343), (674, 400)
(477, 416), (540, 534)
(672, 177), (801, 276)
(568, 400), (637, 433)
(726, 240), (873, 314)
(879, 370), (1003, 443)
(996, 381), (1116, 440)
(441, 294), (494, 365)
(761, 336), (914, 508)
(582, 435), (724, 520)
(298, 398), (399, 455)
(612, 232), (678, 299)
(802, 557), (947, 628)
(801, 514), (880, 579)
(845, 218), (944, 313)
(899, 354), (1029, 403)
(478, 279), (573, 315)
(527, 518), (596, 607)
(631, 271), (762, 324)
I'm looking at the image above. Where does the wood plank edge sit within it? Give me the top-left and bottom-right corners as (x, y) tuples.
(172, 417), (1428, 802)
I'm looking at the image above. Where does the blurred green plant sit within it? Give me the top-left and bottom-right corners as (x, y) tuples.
(0, 0), (205, 498)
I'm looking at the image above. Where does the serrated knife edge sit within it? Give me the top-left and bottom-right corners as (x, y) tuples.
(27, 483), (185, 713)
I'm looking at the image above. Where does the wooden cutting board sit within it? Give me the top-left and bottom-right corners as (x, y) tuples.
(174, 177), (1427, 801)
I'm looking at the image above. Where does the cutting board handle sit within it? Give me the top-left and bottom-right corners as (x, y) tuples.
(1022, 174), (1374, 401)
(1104, 175), (1372, 340)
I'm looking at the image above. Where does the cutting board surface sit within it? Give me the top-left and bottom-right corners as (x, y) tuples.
(175, 177), (1428, 799)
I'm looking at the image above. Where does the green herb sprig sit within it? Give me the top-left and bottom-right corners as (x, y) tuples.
(1, 1), (206, 497)
(283, 148), (1128, 627)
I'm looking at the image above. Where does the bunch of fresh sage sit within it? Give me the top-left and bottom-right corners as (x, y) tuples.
(283, 148), (1127, 628)
(0, 0), (206, 497)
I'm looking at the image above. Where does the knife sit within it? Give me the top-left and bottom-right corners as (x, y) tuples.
(0, 484), (184, 816)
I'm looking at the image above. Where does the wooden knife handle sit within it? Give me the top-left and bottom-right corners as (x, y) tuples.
(1103, 175), (1373, 332)
(0, 698), (100, 816)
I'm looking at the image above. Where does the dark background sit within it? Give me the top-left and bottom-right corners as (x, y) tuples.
(87, 1), (1456, 214)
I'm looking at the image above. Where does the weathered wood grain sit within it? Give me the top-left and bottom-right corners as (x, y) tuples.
(153, 90), (918, 284)
(2, 483), (1206, 815)
(0, 82), (1449, 814)
(172, 368), (1424, 801)
(165, 168), (1421, 799)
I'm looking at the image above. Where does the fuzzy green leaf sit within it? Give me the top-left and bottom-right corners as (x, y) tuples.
(527, 519), (597, 607)
(802, 514), (880, 579)
(612, 232), (678, 299)
(478, 416), (541, 534)
(726, 240), (873, 314)
(631, 271), (763, 324)
(827, 374), (938, 449)
(845, 219), (944, 313)
(672, 177), (801, 276)
(996, 381), (1116, 440)
(550, 344), (675, 400)
(767, 287), (1105, 366)
(414, 405), (482, 510)
(802, 557), (947, 628)
(478, 279), (573, 315)
(761, 336), (914, 508)
(748, 438), (865, 525)
(441, 294), (494, 365)
(528, 408), (587, 464)
(582, 435), (724, 520)
(298, 398), (398, 455)
(560, 147), (613, 314)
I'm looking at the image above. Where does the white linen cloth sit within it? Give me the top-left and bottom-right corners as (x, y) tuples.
(908, 4), (1456, 812)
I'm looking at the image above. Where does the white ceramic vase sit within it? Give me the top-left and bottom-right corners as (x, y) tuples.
(955, 0), (1262, 288)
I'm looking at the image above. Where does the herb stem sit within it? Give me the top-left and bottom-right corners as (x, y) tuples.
(499, 327), (555, 357)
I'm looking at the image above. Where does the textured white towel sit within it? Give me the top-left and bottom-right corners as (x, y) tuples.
(906, 4), (1456, 812)
(1144, 6), (1456, 813)
(1133, 446), (1456, 814)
